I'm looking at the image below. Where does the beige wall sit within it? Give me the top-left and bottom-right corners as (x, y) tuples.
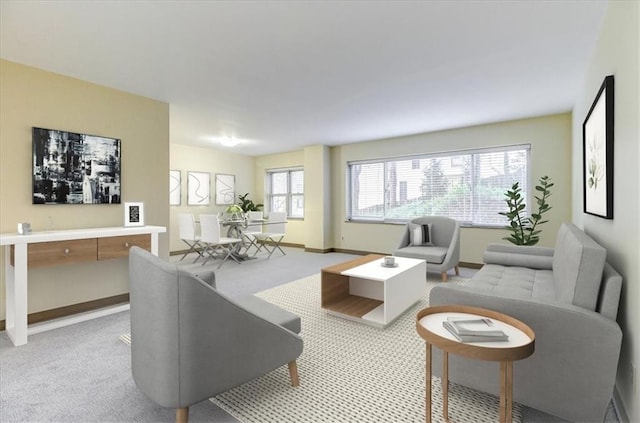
(330, 113), (573, 263)
(571, 2), (640, 421)
(0, 60), (170, 319)
(169, 143), (255, 252)
(304, 145), (333, 251)
(251, 113), (571, 263)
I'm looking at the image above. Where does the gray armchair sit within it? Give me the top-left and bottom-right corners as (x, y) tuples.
(394, 216), (460, 281)
(128, 246), (303, 423)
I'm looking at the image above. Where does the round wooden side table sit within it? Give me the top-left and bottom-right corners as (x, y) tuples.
(416, 305), (535, 423)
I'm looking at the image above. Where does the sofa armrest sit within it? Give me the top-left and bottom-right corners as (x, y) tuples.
(397, 224), (410, 249)
(483, 243), (554, 269)
(190, 269), (217, 288)
(176, 279), (303, 405)
(429, 285), (622, 422)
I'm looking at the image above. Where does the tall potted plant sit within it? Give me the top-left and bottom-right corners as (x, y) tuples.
(498, 175), (553, 246)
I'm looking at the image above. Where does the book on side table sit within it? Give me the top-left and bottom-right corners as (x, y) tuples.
(442, 317), (509, 342)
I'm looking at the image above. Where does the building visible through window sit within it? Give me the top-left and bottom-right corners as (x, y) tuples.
(348, 145), (530, 226)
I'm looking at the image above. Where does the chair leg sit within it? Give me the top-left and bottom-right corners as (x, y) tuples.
(273, 238), (286, 257)
(216, 245), (239, 269)
(201, 244), (214, 266)
(264, 236), (285, 259)
(180, 241), (203, 263)
(176, 407), (189, 423)
(441, 271), (448, 282)
(253, 239), (266, 256)
(288, 360), (300, 387)
(455, 265), (460, 276)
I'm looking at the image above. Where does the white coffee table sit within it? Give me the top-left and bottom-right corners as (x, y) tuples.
(321, 255), (426, 328)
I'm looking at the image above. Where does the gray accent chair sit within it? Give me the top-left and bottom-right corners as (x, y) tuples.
(394, 216), (460, 281)
(128, 246), (303, 423)
(429, 223), (622, 422)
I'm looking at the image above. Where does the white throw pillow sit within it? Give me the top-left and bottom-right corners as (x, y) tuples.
(409, 223), (433, 246)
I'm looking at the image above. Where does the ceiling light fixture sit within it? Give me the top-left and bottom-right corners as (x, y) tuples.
(220, 137), (240, 147)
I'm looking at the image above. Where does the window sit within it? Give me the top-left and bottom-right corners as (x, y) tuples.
(348, 145), (530, 226)
(266, 168), (304, 218)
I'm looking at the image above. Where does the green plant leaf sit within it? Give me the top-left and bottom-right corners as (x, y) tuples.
(498, 175), (553, 246)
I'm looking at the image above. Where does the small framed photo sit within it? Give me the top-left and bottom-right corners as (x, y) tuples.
(124, 202), (144, 227)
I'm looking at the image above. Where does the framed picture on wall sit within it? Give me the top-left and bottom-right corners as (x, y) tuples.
(124, 202), (144, 227)
(583, 75), (614, 219)
(187, 171), (211, 205)
(215, 173), (235, 205)
(32, 127), (121, 205)
(170, 170), (181, 206)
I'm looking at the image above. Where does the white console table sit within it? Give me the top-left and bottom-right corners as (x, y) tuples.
(0, 225), (166, 346)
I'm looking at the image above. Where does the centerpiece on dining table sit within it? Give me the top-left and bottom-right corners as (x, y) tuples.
(225, 204), (244, 221)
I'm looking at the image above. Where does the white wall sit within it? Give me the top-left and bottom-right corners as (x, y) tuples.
(571, 2), (639, 421)
(169, 144), (255, 252)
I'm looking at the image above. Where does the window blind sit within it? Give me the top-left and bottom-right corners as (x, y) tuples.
(347, 145), (530, 226)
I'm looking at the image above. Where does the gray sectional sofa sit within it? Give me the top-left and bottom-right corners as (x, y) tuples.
(429, 223), (622, 422)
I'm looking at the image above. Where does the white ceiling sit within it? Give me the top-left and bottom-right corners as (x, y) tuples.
(1, 1), (607, 156)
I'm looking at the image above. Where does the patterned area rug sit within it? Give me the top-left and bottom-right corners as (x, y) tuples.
(207, 273), (521, 423)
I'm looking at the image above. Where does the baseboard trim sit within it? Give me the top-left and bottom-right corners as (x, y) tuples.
(304, 247), (334, 253)
(458, 261), (483, 269)
(331, 248), (379, 256)
(0, 293), (129, 332)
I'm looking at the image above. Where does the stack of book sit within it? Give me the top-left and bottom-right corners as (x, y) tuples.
(442, 317), (509, 343)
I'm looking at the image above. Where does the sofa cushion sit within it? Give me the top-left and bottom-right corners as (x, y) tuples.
(233, 295), (301, 334)
(552, 223), (606, 311)
(469, 264), (556, 301)
(395, 245), (447, 263)
(409, 223), (433, 246)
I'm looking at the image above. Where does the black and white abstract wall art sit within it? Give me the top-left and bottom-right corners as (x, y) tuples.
(170, 170), (181, 206)
(215, 173), (235, 205)
(187, 171), (211, 205)
(32, 127), (121, 205)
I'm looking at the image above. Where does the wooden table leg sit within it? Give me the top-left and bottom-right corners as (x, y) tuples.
(426, 343), (432, 423)
(443, 351), (449, 422)
(500, 361), (514, 423)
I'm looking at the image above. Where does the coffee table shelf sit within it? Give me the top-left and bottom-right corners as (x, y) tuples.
(321, 254), (426, 328)
(323, 294), (383, 318)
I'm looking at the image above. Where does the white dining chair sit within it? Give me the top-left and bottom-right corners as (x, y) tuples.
(241, 211), (264, 254)
(199, 214), (242, 268)
(178, 213), (204, 263)
(253, 212), (287, 259)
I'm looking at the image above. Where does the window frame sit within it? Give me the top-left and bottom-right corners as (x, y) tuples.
(346, 144), (531, 228)
(265, 167), (304, 219)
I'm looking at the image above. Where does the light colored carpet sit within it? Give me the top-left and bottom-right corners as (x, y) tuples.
(208, 273), (521, 423)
